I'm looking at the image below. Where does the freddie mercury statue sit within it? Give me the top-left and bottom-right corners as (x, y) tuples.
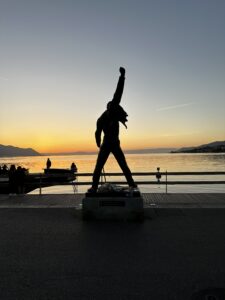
(88, 67), (137, 193)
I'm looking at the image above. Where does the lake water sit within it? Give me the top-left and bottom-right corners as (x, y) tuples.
(1, 153), (225, 194)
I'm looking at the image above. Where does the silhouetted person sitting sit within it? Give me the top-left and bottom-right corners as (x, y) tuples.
(46, 158), (51, 170)
(16, 166), (26, 194)
(2, 164), (8, 173)
(9, 164), (17, 194)
(71, 162), (77, 173)
(89, 67), (136, 193)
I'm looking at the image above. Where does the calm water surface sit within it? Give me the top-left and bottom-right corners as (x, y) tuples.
(1, 153), (225, 193)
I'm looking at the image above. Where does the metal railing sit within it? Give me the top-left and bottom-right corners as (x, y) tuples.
(37, 170), (225, 195)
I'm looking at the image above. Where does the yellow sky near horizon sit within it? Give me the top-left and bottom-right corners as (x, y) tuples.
(1, 124), (224, 153)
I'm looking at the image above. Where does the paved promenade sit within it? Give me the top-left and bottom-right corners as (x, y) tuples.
(0, 193), (225, 299)
(0, 193), (225, 208)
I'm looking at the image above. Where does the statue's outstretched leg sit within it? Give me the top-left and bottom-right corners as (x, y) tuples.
(112, 145), (136, 187)
(90, 144), (110, 192)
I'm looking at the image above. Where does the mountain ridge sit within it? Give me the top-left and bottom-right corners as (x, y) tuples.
(1, 140), (224, 157)
(172, 140), (225, 153)
(0, 145), (41, 157)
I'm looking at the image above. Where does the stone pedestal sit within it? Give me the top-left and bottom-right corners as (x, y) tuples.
(82, 188), (144, 221)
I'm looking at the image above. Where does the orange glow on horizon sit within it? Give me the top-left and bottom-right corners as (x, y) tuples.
(2, 129), (224, 154)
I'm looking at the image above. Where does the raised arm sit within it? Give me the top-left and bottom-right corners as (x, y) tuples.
(111, 67), (125, 105)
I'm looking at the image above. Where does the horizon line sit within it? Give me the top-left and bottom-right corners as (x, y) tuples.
(41, 147), (177, 155)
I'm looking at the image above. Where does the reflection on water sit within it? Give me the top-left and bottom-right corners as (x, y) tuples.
(1, 153), (225, 173)
(1, 153), (225, 193)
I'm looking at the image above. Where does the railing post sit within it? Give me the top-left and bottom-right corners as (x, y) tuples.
(156, 167), (161, 183)
(39, 173), (42, 196)
(166, 170), (168, 194)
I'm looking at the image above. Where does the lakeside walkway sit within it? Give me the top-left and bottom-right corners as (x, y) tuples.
(0, 193), (225, 208)
(0, 193), (225, 299)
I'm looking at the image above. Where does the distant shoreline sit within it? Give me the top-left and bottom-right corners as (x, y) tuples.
(1, 140), (225, 157)
(0, 151), (175, 158)
(1, 151), (225, 158)
(42, 148), (177, 156)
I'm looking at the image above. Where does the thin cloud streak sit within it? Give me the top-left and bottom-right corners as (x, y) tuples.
(159, 131), (201, 137)
(156, 102), (195, 111)
(0, 76), (9, 81)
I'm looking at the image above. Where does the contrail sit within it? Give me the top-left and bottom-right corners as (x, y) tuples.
(156, 102), (194, 111)
(0, 76), (9, 81)
(160, 131), (200, 137)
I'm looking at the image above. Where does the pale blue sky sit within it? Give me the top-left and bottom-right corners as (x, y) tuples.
(0, 0), (225, 152)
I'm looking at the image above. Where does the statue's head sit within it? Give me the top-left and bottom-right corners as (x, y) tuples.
(107, 101), (128, 128)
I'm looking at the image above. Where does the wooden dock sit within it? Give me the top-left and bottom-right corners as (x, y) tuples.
(0, 193), (224, 208)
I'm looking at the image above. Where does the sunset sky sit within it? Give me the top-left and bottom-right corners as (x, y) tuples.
(1, 0), (225, 153)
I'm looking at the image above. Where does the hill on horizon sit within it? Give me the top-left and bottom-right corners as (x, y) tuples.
(1, 140), (224, 157)
(172, 140), (225, 153)
(1, 145), (176, 157)
(0, 145), (41, 157)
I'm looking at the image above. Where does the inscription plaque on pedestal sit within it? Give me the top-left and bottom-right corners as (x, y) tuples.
(82, 186), (144, 221)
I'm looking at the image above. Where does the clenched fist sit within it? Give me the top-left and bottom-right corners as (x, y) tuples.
(119, 67), (125, 76)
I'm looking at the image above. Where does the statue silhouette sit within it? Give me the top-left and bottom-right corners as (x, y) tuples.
(89, 67), (136, 192)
